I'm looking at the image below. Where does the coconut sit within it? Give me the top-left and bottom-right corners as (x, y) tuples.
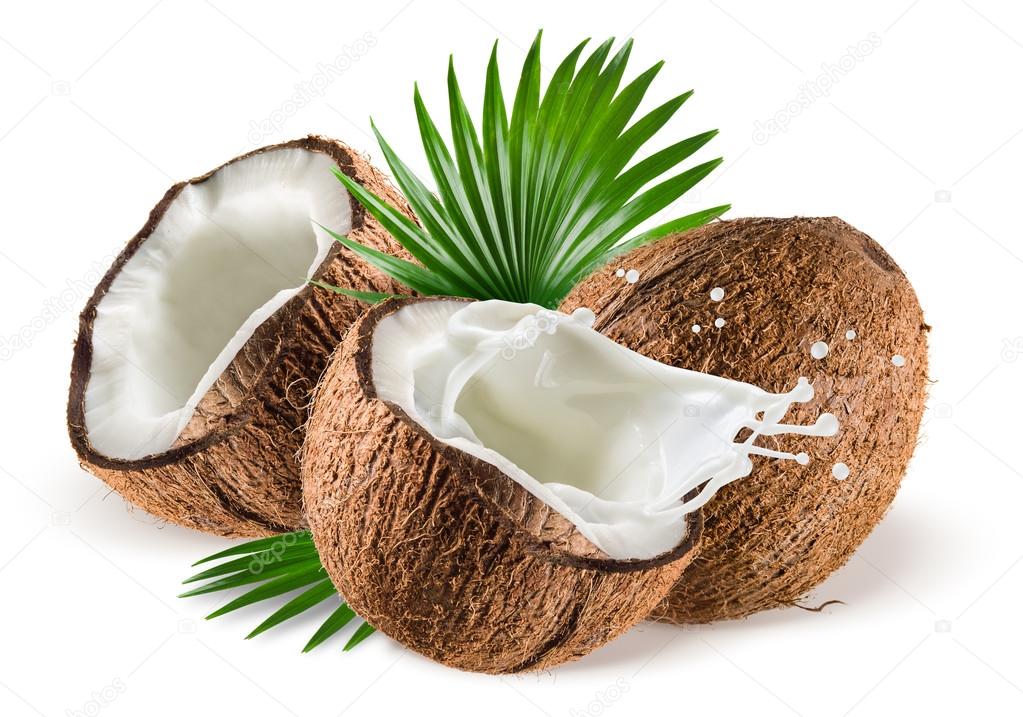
(67, 136), (412, 537)
(300, 294), (712, 670)
(561, 216), (929, 622)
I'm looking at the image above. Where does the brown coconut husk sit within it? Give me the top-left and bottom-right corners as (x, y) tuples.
(67, 136), (413, 537)
(302, 297), (704, 673)
(561, 216), (929, 623)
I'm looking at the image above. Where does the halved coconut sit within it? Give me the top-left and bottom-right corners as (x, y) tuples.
(67, 136), (413, 537)
(562, 216), (929, 622)
(303, 297), (703, 672)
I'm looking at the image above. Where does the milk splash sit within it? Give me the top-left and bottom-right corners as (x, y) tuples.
(377, 301), (841, 559)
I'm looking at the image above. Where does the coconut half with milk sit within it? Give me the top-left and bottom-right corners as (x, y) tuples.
(302, 297), (838, 672)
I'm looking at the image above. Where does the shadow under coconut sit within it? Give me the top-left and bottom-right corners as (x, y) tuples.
(551, 620), (702, 676)
(555, 506), (940, 674)
(697, 504), (941, 636)
(797, 503), (947, 614)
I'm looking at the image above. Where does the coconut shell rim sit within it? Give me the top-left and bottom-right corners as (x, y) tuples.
(66, 135), (370, 470)
(343, 295), (704, 574)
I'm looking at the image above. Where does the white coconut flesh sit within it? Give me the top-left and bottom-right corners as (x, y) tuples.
(372, 300), (840, 560)
(84, 148), (351, 460)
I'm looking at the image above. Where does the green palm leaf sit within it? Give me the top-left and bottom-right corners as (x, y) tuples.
(180, 531), (373, 652)
(246, 579), (337, 639)
(321, 32), (727, 308)
(308, 279), (404, 305)
(343, 622), (377, 651)
(303, 602), (358, 653)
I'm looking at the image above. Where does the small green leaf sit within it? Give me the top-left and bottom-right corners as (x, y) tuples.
(544, 157), (724, 293)
(182, 532), (366, 652)
(370, 122), (493, 295)
(182, 546), (318, 585)
(179, 554), (322, 598)
(190, 531), (312, 567)
(614, 204), (732, 255)
(302, 602), (358, 653)
(317, 220), (458, 297)
(343, 622), (377, 651)
(446, 58), (515, 297)
(246, 579), (338, 639)
(205, 566), (326, 620)
(308, 279), (403, 305)
(558, 204), (732, 297)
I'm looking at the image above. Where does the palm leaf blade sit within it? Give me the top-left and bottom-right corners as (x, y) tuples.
(318, 221), (459, 297)
(190, 533), (311, 566)
(370, 123), (493, 294)
(308, 280), (404, 305)
(343, 622), (377, 651)
(446, 59), (515, 296)
(245, 579), (337, 639)
(616, 203), (732, 254)
(303, 602), (359, 653)
(183, 546), (318, 586)
(481, 42), (521, 300)
(205, 566), (326, 620)
(412, 86), (505, 295)
(178, 555), (323, 598)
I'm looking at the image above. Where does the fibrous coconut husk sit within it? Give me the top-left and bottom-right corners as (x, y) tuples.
(562, 216), (928, 623)
(302, 297), (703, 673)
(67, 136), (412, 537)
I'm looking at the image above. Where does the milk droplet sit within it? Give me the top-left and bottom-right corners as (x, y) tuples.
(710, 287), (725, 302)
(810, 341), (829, 360)
(571, 307), (596, 328)
(794, 376), (814, 400)
(815, 412), (840, 435)
(714, 317), (726, 328)
(892, 354), (906, 367)
(615, 268), (625, 277)
(845, 329), (856, 340)
(832, 462), (850, 480)
(625, 269), (640, 284)
(796, 452), (810, 465)
(692, 324), (701, 333)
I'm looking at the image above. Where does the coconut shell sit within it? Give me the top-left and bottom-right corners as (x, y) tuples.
(561, 217), (928, 623)
(67, 136), (413, 537)
(302, 298), (703, 673)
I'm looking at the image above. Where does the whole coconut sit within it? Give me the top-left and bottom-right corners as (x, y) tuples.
(562, 216), (928, 622)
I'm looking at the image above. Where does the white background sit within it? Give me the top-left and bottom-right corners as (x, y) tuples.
(2, 1), (1021, 715)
